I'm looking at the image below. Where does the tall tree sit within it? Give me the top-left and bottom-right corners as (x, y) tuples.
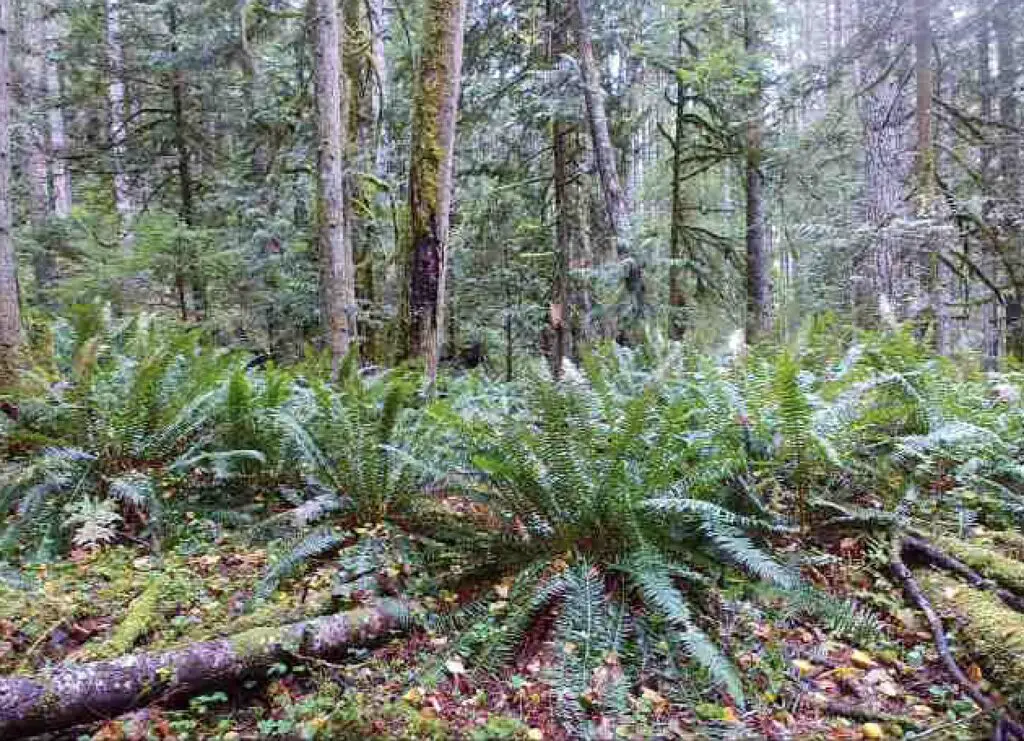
(0, 0), (20, 382)
(668, 13), (689, 340)
(853, 0), (910, 326)
(571, 0), (644, 334)
(743, 0), (771, 343)
(43, 2), (70, 219)
(403, 0), (468, 382)
(105, 0), (133, 245)
(996, 0), (1021, 358)
(314, 0), (356, 374)
(20, 0), (52, 293)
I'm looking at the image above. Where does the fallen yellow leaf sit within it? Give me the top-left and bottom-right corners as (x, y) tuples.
(861, 722), (884, 739)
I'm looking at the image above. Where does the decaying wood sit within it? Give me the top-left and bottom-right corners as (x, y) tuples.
(0, 599), (409, 740)
(890, 536), (1024, 740)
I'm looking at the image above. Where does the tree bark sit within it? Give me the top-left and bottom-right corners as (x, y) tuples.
(105, 0), (134, 246)
(403, 0), (467, 383)
(167, 4), (205, 321)
(314, 0), (356, 376)
(995, 0), (1022, 360)
(549, 0), (574, 376)
(853, 0), (911, 327)
(43, 2), (70, 219)
(0, 600), (409, 741)
(668, 13), (688, 340)
(19, 0), (54, 294)
(744, 0), (771, 344)
(914, 0), (932, 203)
(345, 0), (386, 363)
(0, 0), (19, 384)
(570, 0), (644, 335)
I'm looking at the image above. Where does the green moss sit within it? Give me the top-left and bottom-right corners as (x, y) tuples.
(229, 625), (287, 663)
(104, 576), (167, 656)
(920, 571), (1024, 707)
(938, 537), (1024, 593)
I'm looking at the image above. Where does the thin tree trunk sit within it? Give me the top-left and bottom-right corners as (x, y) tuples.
(315, 0), (355, 375)
(996, 0), (1022, 359)
(0, 600), (409, 741)
(0, 0), (19, 384)
(345, 0), (385, 362)
(549, 0), (572, 376)
(105, 0), (134, 245)
(668, 13), (687, 340)
(978, 1), (1000, 366)
(44, 3), (70, 218)
(168, 4), (205, 321)
(570, 0), (644, 336)
(403, 0), (467, 383)
(744, 0), (771, 344)
(20, 0), (53, 294)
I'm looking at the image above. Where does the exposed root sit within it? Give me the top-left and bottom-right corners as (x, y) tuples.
(890, 535), (1024, 740)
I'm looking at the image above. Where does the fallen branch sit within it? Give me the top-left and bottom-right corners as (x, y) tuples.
(0, 599), (411, 740)
(815, 697), (921, 729)
(903, 536), (1024, 612)
(890, 536), (1024, 740)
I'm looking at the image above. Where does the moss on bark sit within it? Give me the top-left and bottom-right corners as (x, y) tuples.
(920, 571), (1024, 707)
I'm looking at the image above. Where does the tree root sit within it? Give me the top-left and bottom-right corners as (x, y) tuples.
(0, 598), (411, 740)
(890, 535), (1024, 740)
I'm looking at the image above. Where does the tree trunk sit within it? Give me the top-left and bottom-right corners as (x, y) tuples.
(105, 0), (134, 246)
(744, 0), (771, 344)
(853, 0), (910, 327)
(20, 0), (54, 295)
(0, 0), (19, 384)
(549, 0), (573, 376)
(996, 0), (1022, 359)
(668, 13), (688, 340)
(44, 2), (71, 219)
(314, 0), (356, 376)
(403, 0), (467, 383)
(345, 0), (386, 363)
(570, 0), (644, 335)
(0, 600), (408, 741)
(165, 3), (201, 321)
(914, 0), (932, 202)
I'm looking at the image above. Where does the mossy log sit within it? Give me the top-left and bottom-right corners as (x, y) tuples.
(920, 572), (1024, 706)
(0, 599), (410, 740)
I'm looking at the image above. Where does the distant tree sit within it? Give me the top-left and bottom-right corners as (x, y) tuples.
(0, 0), (20, 383)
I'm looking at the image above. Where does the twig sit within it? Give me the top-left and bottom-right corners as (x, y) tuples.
(890, 535), (1024, 740)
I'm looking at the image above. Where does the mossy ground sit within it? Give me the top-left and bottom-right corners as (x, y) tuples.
(5, 528), (1020, 740)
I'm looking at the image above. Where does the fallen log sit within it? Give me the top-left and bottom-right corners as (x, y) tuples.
(902, 536), (1024, 613)
(890, 536), (1024, 740)
(0, 599), (410, 740)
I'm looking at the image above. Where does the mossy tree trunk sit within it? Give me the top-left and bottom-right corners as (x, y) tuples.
(402, 0), (467, 383)
(0, 0), (19, 387)
(0, 600), (409, 740)
(743, 0), (771, 345)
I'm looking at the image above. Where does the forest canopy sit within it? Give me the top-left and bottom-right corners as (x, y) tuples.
(1, 0), (1024, 738)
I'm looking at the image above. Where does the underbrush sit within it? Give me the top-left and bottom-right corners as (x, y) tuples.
(3, 315), (1024, 738)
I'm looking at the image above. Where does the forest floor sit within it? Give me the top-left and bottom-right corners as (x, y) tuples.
(0, 526), (1002, 741)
